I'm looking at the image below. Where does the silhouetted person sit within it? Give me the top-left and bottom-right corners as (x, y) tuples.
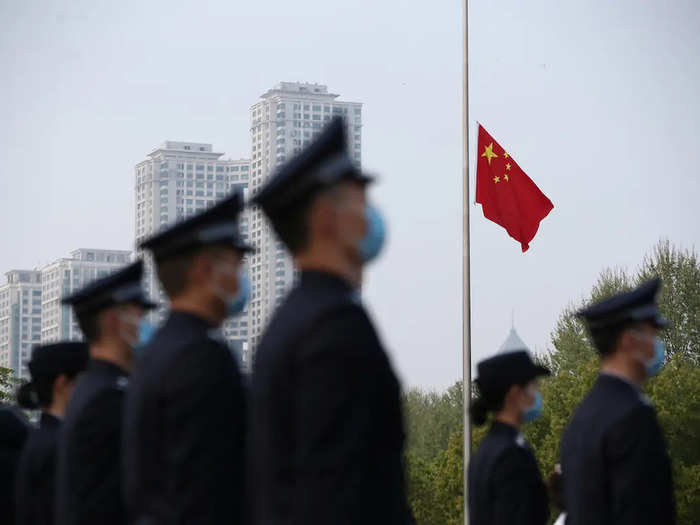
(56, 261), (154, 525)
(468, 350), (550, 525)
(561, 278), (675, 525)
(15, 342), (88, 525)
(249, 117), (413, 524)
(124, 191), (251, 524)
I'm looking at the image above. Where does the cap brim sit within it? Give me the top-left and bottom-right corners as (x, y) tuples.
(534, 364), (551, 377)
(652, 314), (670, 329)
(137, 299), (157, 310)
(234, 241), (255, 254)
(354, 172), (374, 185)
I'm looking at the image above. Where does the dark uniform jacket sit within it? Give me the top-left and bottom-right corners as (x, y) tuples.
(560, 373), (676, 525)
(0, 407), (29, 525)
(250, 270), (413, 525)
(56, 359), (129, 525)
(468, 421), (549, 525)
(123, 311), (247, 524)
(15, 413), (61, 525)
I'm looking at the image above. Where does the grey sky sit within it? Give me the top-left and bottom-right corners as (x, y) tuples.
(1, 1), (699, 390)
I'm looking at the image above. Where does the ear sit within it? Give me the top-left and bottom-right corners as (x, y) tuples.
(309, 196), (336, 239)
(189, 251), (215, 287)
(99, 309), (121, 339)
(617, 329), (636, 354)
(53, 373), (70, 394)
(504, 384), (522, 406)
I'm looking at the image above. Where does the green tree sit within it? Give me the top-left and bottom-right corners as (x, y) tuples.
(403, 382), (463, 462)
(0, 366), (16, 402)
(532, 240), (700, 522)
(404, 240), (700, 524)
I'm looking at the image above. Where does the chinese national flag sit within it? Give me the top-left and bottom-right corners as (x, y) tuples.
(476, 124), (553, 252)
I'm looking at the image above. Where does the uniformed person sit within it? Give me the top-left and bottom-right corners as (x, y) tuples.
(15, 342), (88, 525)
(123, 190), (251, 524)
(560, 278), (676, 525)
(249, 117), (413, 524)
(0, 405), (29, 525)
(56, 260), (154, 525)
(468, 349), (551, 525)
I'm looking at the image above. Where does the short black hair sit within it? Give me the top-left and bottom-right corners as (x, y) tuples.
(17, 367), (83, 410)
(590, 321), (638, 356)
(155, 249), (199, 299)
(76, 310), (102, 343)
(155, 244), (240, 299)
(470, 380), (530, 426)
(269, 190), (321, 255)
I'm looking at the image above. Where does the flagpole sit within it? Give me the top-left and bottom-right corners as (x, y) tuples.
(461, 0), (472, 523)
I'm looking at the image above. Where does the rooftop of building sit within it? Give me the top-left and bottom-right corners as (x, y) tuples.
(497, 327), (530, 354)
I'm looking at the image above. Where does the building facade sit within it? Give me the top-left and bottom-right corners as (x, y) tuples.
(0, 270), (42, 380)
(246, 82), (362, 356)
(134, 142), (252, 364)
(40, 249), (132, 344)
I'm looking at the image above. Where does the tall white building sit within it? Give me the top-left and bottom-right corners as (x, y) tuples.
(247, 82), (362, 355)
(134, 142), (252, 363)
(41, 249), (132, 344)
(0, 270), (42, 379)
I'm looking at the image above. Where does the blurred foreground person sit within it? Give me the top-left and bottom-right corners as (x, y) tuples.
(0, 404), (29, 525)
(56, 261), (154, 525)
(468, 343), (550, 525)
(15, 342), (88, 525)
(560, 278), (675, 525)
(124, 190), (251, 524)
(249, 117), (413, 524)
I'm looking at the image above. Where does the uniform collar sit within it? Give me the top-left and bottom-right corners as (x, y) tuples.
(490, 420), (519, 436)
(300, 270), (354, 292)
(599, 371), (642, 392)
(88, 358), (129, 377)
(168, 309), (218, 330)
(40, 412), (61, 428)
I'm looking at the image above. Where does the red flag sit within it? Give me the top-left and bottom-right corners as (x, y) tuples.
(476, 124), (553, 252)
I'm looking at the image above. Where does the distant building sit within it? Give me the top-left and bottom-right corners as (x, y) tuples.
(0, 270), (42, 379)
(40, 249), (132, 344)
(134, 142), (251, 364)
(247, 82), (362, 358)
(497, 327), (530, 354)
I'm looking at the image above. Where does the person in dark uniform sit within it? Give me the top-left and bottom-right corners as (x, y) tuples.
(249, 117), (413, 524)
(56, 260), (155, 525)
(0, 404), (29, 525)
(15, 342), (88, 525)
(123, 190), (251, 524)
(468, 349), (551, 525)
(560, 278), (676, 525)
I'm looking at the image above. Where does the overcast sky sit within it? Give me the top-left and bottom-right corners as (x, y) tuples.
(2, 1), (699, 390)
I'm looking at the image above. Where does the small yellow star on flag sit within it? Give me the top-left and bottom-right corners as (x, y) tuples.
(493, 175), (500, 184)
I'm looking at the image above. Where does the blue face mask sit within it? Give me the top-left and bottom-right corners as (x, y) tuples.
(226, 269), (251, 317)
(645, 339), (666, 377)
(523, 391), (543, 423)
(134, 319), (156, 355)
(358, 205), (386, 263)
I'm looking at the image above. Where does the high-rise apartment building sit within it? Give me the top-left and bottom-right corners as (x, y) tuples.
(0, 270), (42, 379)
(40, 249), (132, 344)
(246, 82), (362, 356)
(134, 142), (252, 364)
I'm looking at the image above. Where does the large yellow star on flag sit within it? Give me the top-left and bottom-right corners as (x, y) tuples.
(481, 142), (498, 165)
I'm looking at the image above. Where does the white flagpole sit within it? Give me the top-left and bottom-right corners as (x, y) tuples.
(462, 0), (472, 523)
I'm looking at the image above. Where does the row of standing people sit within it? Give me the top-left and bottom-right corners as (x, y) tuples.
(468, 277), (677, 524)
(12, 117), (414, 525)
(9, 115), (677, 525)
